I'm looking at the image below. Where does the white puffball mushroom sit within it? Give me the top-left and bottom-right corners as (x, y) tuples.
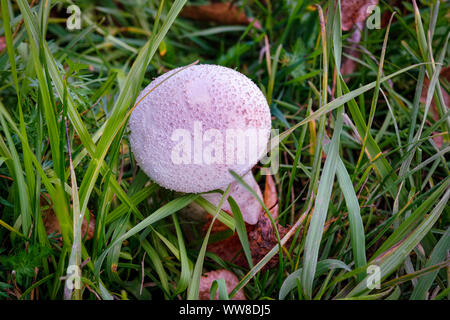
(129, 64), (272, 224)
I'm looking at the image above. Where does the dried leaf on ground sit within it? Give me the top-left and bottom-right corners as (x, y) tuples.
(204, 175), (292, 271)
(341, 0), (378, 31)
(242, 214), (292, 271)
(202, 211), (252, 263)
(206, 213), (292, 271)
(199, 269), (246, 300)
(264, 174), (279, 219)
(180, 3), (260, 28)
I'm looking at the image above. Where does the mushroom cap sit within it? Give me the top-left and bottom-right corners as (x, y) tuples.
(129, 64), (271, 193)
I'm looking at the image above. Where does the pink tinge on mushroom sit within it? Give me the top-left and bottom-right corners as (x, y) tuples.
(128, 64), (272, 194)
(199, 269), (246, 300)
(202, 171), (263, 225)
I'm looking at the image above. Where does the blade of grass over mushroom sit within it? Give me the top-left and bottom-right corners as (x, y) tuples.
(210, 279), (230, 300)
(94, 194), (198, 276)
(187, 186), (231, 300)
(39, 0), (189, 225)
(172, 214), (192, 293)
(194, 196), (235, 231)
(228, 170), (283, 262)
(228, 196), (253, 268)
(229, 209), (310, 299)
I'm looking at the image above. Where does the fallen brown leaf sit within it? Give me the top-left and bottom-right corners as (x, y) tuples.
(204, 176), (292, 271)
(199, 269), (246, 300)
(180, 3), (260, 28)
(202, 211), (253, 263)
(242, 214), (292, 271)
(341, 0), (378, 31)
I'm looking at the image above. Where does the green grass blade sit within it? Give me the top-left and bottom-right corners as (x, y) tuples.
(94, 194), (198, 276)
(410, 227), (450, 300)
(187, 186), (231, 300)
(301, 109), (343, 298)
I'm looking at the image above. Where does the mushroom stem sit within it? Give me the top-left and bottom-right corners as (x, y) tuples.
(201, 171), (263, 225)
